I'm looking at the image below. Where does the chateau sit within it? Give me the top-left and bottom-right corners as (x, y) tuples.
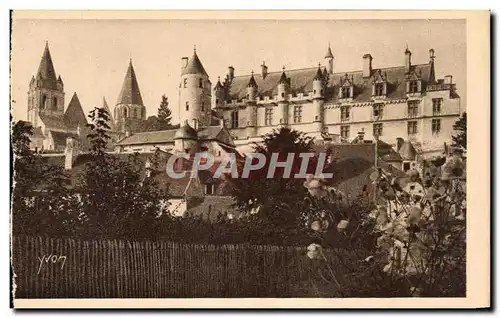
(119, 45), (462, 158)
(25, 42), (462, 161)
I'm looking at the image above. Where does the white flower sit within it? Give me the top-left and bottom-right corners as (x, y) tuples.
(306, 243), (322, 260)
(337, 220), (349, 233)
(311, 220), (322, 232)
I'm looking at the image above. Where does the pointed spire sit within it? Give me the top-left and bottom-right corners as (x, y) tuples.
(405, 43), (411, 54)
(36, 41), (58, 89)
(247, 70), (258, 88)
(314, 63), (323, 80)
(279, 68), (288, 85)
(116, 59), (144, 106)
(64, 92), (88, 129)
(325, 43), (334, 59)
(181, 47), (208, 76)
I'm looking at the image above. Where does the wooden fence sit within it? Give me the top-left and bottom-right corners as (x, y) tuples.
(11, 236), (361, 298)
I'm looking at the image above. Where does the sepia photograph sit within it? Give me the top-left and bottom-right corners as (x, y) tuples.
(9, 10), (490, 309)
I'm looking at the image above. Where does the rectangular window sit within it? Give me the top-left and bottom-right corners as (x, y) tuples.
(231, 111), (239, 128)
(265, 108), (273, 126)
(293, 105), (302, 123)
(407, 101), (419, 118)
(340, 125), (350, 139)
(409, 80), (419, 93)
(375, 83), (385, 96)
(407, 121), (418, 135)
(432, 119), (441, 134)
(201, 102), (204, 111)
(183, 78), (187, 88)
(340, 106), (350, 122)
(432, 98), (442, 115)
(185, 102), (189, 111)
(373, 123), (383, 137)
(373, 104), (384, 119)
(341, 87), (351, 99)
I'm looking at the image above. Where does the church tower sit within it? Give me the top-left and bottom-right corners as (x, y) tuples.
(178, 47), (212, 130)
(114, 59), (146, 133)
(27, 41), (65, 127)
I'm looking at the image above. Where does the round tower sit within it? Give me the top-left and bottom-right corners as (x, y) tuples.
(246, 71), (258, 137)
(179, 47), (212, 130)
(174, 120), (199, 154)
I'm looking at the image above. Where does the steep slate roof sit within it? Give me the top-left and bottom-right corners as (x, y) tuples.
(36, 42), (58, 90)
(64, 92), (87, 130)
(38, 113), (69, 131)
(117, 129), (178, 146)
(181, 50), (208, 76)
(116, 60), (144, 106)
(223, 63), (433, 103)
(49, 130), (79, 148)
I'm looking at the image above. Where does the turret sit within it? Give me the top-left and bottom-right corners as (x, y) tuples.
(174, 120), (199, 154)
(246, 71), (258, 137)
(277, 67), (290, 126)
(312, 64), (324, 100)
(179, 47), (212, 129)
(246, 71), (258, 101)
(277, 67), (289, 102)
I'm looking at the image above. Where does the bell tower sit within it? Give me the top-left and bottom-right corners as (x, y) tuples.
(27, 41), (65, 127)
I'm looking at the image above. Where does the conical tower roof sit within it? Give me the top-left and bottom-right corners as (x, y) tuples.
(64, 92), (87, 130)
(314, 64), (323, 80)
(214, 77), (223, 90)
(181, 48), (208, 76)
(116, 59), (144, 106)
(36, 41), (58, 89)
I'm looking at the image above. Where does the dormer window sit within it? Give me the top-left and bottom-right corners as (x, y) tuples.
(374, 83), (385, 96)
(341, 87), (351, 99)
(408, 80), (419, 93)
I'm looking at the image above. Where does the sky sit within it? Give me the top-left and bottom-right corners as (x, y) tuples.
(10, 18), (466, 124)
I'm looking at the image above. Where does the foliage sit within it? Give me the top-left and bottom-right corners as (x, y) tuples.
(139, 95), (173, 132)
(229, 127), (319, 228)
(452, 112), (466, 150)
(305, 153), (466, 297)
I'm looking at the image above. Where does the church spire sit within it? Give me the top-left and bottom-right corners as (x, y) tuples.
(116, 59), (144, 106)
(181, 46), (208, 76)
(36, 41), (58, 89)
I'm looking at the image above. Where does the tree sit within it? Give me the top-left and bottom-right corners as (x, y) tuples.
(451, 112), (466, 149)
(157, 95), (172, 126)
(229, 127), (318, 228)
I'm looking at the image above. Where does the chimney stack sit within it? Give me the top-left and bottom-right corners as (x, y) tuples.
(362, 54), (373, 78)
(261, 61), (268, 79)
(444, 75), (453, 85)
(181, 57), (188, 70)
(404, 47), (412, 73)
(228, 66), (235, 81)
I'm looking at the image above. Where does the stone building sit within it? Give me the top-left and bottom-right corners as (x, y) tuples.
(212, 45), (462, 158)
(26, 42), (88, 152)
